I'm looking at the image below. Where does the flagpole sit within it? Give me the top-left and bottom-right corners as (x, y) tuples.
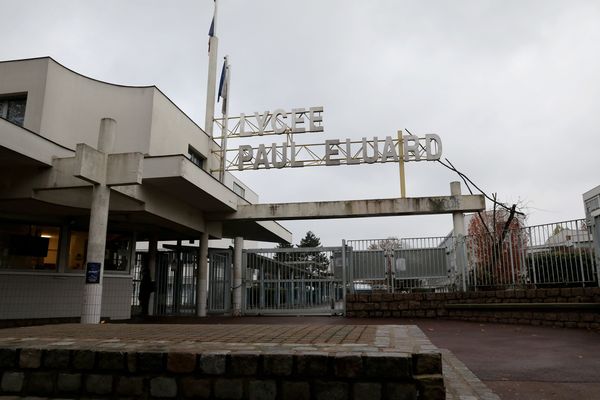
(219, 56), (230, 183)
(205, 0), (219, 139)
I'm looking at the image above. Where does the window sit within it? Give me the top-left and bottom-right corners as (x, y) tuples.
(67, 231), (132, 273)
(0, 95), (27, 126)
(188, 145), (206, 169)
(233, 182), (245, 198)
(0, 222), (60, 271)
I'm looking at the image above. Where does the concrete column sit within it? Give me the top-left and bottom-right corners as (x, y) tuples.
(451, 181), (468, 292)
(197, 233), (209, 317)
(81, 118), (116, 324)
(232, 236), (243, 316)
(147, 237), (157, 316)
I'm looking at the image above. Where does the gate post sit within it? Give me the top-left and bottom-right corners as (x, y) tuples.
(342, 240), (347, 316)
(148, 237), (157, 316)
(593, 218), (600, 287)
(451, 182), (468, 292)
(233, 236), (243, 316)
(197, 233), (209, 317)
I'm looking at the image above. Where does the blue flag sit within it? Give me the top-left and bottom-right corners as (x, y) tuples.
(217, 60), (227, 102)
(208, 17), (214, 37)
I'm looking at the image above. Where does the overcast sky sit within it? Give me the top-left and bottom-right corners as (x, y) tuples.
(1, 1), (598, 245)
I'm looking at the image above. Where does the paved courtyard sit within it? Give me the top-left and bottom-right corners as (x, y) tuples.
(0, 323), (434, 354)
(1, 317), (598, 399)
(0, 322), (460, 399)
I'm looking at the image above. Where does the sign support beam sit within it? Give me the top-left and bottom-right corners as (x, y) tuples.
(209, 194), (485, 221)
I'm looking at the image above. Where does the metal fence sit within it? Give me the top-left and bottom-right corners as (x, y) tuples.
(130, 252), (144, 315)
(346, 219), (598, 293)
(465, 219), (598, 289)
(207, 250), (231, 314)
(154, 251), (198, 316)
(346, 237), (453, 293)
(243, 247), (344, 315)
(128, 218), (598, 317)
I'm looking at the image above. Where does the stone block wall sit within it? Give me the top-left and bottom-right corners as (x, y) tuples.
(0, 346), (444, 399)
(346, 288), (600, 329)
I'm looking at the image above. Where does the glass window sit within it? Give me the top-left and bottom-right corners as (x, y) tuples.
(0, 222), (60, 271)
(188, 145), (206, 169)
(68, 231), (87, 271)
(0, 96), (27, 126)
(67, 231), (131, 273)
(233, 182), (245, 198)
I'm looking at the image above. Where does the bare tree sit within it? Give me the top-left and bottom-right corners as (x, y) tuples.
(467, 195), (528, 287)
(368, 237), (403, 251)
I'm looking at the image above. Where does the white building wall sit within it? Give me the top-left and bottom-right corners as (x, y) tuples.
(0, 274), (132, 320)
(39, 60), (155, 153)
(223, 172), (259, 204)
(0, 57), (48, 133)
(149, 91), (213, 163)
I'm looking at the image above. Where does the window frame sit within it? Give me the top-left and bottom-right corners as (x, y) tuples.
(0, 93), (27, 126)
(0, 220), (62, 273)
(232, 181), (246, 198)
(188, 145), (206, 169)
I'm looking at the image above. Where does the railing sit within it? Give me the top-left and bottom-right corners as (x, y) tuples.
(465, 219), (597, 289)
(127, 219), (598, 317)
(346, 219), (598, 293)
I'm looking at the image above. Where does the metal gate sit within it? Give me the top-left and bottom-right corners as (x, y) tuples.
(346, 237), (453, 293)
(207, 249), (232, 314)
(154, 250), (198, 316)
(243, 247), (345, 315)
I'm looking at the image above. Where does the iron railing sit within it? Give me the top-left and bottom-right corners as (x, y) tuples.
(465, 219), (597, 289)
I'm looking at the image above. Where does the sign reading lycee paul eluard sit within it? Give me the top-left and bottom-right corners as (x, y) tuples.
(216, 107), (442, 171)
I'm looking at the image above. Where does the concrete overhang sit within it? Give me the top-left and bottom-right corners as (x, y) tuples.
(143, 155), (238, 212)
(222, 219), (292, 243)
(0, 118), (74, 167)
(140, 156), (291, 242)
(210, 195), (486, 221)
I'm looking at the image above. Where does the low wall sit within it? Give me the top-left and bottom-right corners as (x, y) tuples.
(0, 346), (444, 399)
(346, 288), (600, 329)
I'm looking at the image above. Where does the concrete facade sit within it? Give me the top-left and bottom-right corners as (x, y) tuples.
(0, 57), (291, 322)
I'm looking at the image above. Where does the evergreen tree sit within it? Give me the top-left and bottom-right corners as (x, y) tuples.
(298, 231), (329, 276)
(299, 231), (321, 248)
(274, 241), (293, 263)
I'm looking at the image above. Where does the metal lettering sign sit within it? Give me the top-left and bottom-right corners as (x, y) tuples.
(212, 106), (443, 172)
(214, 107), (323, 139)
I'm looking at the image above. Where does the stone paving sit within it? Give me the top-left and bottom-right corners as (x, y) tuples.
(0, 324), (438, 355)
(0, 324), (447, 399)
